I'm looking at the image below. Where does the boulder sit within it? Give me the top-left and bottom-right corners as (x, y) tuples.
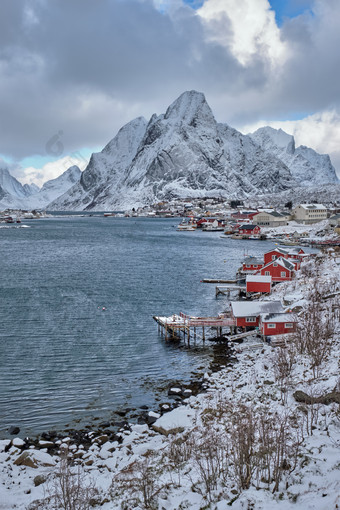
(14, 449), (56, 468)
(293, 390), (340, 405)
(152, 407), (195, 436)
(12, 438), (25, 448)
(8, 426), (20, 435)
(34, 475), (47, 487)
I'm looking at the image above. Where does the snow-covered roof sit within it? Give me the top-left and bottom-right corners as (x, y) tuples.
(243, 256), (263, 265)
(261, 313), (297, 323)
(260, 257), (295, 271)
(298, 204), (327, 210)
(231, 300), (283, 317)
(246, 275), (272, 283)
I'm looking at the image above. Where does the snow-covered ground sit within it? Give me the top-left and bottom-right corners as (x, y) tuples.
(1, 249), (339, 510)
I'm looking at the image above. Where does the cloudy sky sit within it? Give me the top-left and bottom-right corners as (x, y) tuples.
(1, 0), (340, 186)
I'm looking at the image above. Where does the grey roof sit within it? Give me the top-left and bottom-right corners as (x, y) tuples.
(243, 257), (263, 265)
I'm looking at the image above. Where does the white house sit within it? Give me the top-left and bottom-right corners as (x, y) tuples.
(253, 210), (289, 227)
(292, 204), (327, 224)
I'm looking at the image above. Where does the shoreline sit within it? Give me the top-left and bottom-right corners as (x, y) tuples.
(1, 248), (339, 509)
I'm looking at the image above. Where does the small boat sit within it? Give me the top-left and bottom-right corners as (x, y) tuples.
(177, 219), (197, 231)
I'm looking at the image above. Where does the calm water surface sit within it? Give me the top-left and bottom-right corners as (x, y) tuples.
(0, 217), (276, 438)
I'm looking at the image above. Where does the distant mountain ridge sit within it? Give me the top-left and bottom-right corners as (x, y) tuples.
(49, 91), (338, 211)
(0, 165), (81, 210)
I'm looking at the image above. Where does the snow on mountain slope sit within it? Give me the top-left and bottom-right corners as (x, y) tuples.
(0, 168), (34, 200)
(250, 126), (339, 186)
(50, 117), (148, 211)
(49, 91), (296, 211)
(0, 166), (81, 210)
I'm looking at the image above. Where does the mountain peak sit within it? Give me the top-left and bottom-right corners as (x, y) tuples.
(164, 90), (215, 127)
(250, 126), (295, 155)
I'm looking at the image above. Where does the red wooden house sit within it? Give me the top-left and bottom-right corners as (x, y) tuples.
(230, 301), (283, 329)
(260, 313), (297, 336)
(231, 211), (258, 221)
(255, 257), (295, 282)
(241, 256), (264, 274)
(246, 275), (272, 294)
(238, 224), (261, 236)
(196, 218), (224, 229)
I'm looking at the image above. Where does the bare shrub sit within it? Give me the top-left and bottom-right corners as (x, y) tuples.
(229, 405), (257, 490)
(272, 343), (296, 402)
(112, 453), (167, 510)
(166, 431), (196, 486)
(27, 456), (99, 510)
(292, 289), (335, 378)
(191, 428), (229, 501)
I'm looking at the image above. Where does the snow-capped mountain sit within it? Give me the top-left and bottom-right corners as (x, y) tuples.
(0, 167), (37, 201)
(0, 165), (81, 210)
(4, 91), (338, 212)
(50, 91), (301, 211)
(249, 126), (338, 186)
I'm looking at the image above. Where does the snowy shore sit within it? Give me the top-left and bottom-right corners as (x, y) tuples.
(1, 249), (339, 510)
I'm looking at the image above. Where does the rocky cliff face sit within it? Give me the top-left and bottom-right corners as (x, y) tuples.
(48, 91), (338, 211)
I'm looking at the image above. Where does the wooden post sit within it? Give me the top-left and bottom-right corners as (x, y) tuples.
(202, 326), (205, 342)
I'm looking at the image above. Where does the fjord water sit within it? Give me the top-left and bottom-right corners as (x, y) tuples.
(0, 217), (274, 438)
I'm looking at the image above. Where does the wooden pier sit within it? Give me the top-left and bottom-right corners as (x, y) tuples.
(153, 313), (237, 343)
(215, 284), (246, 298)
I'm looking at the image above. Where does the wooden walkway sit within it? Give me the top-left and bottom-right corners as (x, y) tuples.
(153, 313), (236, 342)
(215, 284), (245, 297)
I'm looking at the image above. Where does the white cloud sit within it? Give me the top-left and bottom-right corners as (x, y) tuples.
(19, 154), (89, 187)
(241, 109), (340, 177)
(197, 0), (288, 67)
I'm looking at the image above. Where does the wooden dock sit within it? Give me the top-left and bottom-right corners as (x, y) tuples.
(201, 279), (238, 284)
(153, 313), (236, 343)
(215, 284), (246, 298)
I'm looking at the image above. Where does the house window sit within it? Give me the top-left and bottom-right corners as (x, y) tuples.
(272, 255), (277, 260)
(285, 323), (294, 328)
(253, 265), (257, 268)
(267, 324), (276, 329)
(273, 262), (278, 267)
(246, 317), (256, 323)
(281, 271), (286, 277)
(265, 271), (270, 276)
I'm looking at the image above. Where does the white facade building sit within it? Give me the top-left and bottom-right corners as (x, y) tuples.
(292, 204), (327, 224)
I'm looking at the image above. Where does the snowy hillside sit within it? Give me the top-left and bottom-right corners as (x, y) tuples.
(250, 126), (339, 186)
(0, 166), (81, 210)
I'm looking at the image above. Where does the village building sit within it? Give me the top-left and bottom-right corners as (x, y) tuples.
(230, 210), (258, 222)
(263, 247), (305, 265)
(292, 204), (328, 224)
(230, 300), (283, 329)
(329, 213), (340, 234)
(238, 224), (261, 236)
(260, 313), (297, 336)
(255, 257), (295, 282)
(246, 275), (272, 294)
(252, 210), (289, 227)
(241, 256), (264, 274)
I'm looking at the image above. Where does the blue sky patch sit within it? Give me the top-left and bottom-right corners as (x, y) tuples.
(268, 0), (314, 26)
